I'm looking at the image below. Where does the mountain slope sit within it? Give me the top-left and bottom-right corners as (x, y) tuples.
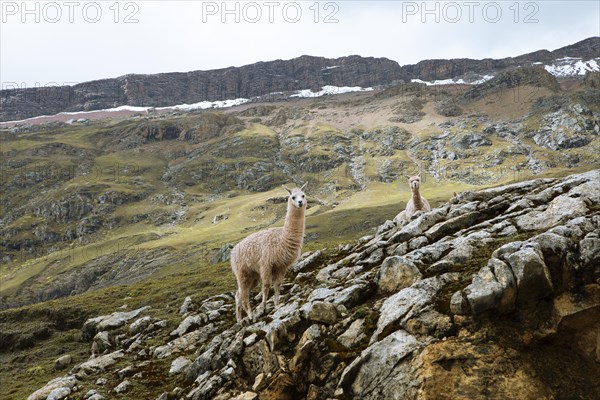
(2, 71), (599, 310)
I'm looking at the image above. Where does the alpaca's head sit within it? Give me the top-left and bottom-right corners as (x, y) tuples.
(408, 175), (421, 190)
(284, 182), (308, 209)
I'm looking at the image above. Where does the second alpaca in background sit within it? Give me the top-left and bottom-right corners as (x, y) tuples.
(395, 175), (431, 221)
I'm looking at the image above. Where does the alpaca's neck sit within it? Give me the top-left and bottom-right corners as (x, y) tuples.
(283, 202), (305, 246)
(412, 187), (424, 208)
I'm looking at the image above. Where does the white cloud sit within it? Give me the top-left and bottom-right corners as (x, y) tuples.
(1, 1), (598, 87)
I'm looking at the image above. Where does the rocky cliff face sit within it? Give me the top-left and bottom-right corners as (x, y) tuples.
(2, 37), (598, 122)
(27, 169), (600, 400)
(0, 55), (404, 122)
(405, 36), (600, 81)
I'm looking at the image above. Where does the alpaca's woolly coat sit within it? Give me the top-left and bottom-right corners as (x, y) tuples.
(395, 176), (431, 221)
(231, 190), (306, 320)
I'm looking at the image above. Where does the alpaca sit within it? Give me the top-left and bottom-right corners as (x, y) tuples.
(231, 182), (307, 321)
(395, 175), (431, 221)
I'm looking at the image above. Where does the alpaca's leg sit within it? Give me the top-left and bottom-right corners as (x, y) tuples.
(235, 291), (242, 322)
(239, 286), (252, 320)
(272, 272), (285, 307)
(260, 266), (272, 310)
(237, 271), (254, 321)
(260, 283), (270, 310)
(273, 285), (280, 307)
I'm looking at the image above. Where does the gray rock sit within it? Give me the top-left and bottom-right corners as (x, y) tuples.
(358, 247), (384, 266)
(53, 354), (72, 370)
(450, 291), (470, 315)
(392, 242), (408, 256)
(27, 376), (77, 400)
(464, 258), (516, 314)
(372, 276), (454, 343)
(338, 330), (420, 399)
(292, 250), (323, 273)
(299, 324), (322, 346)
(307, 287), (340, 302)
(338, 319), (367, 348)
(82, 306), (151, 339)
(180, 296), (194, 314)
(46, 387), (71, 400)
(290, 339), (316, 372)
(201, 299), (226, 313)
(332, 283), (372, 308)
(154, 324), (216, 359)
(117, 365), (135, 378)
(87, 394), (105, 400)
(76, 351), (124, 374)
(169, 356), (192, 375)
(262, 310), (302, 351)
(377, 219), (397, 235)
(211, 243), (233, 264)
(387, 207), (447, 244)
(91, 331), (112, 354)
(447, 201), (479, 219)
(113, 380), (130, 394)
(580, 233), (600, 267)
(376, 256), (422, 294)
(232, 392), (258, 400)
(129, 316), (153, 334)
(451, 133), (492, 149)
(502, 242), (554, 304)
(515, 195), (588, 231)
(425, 211), (480, 242)
(189, 371), (223, 400)
(408, 236), (429, 250)
(331, 265), (364, 282)
(170, 314), (205, 337)
(241, 339), (280, 381)
(304, 301), (338, 324)
(315, 263), (342, 283)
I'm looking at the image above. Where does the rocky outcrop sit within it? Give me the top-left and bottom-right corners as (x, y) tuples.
(28, 170), (600, 399)
(531, 103), (599, 150)
(406, 37), (599, 82)
(0, 55), (403, 122)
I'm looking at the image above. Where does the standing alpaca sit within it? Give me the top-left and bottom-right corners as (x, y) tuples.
(395, 175), (431, 221)
(231, 182), (307, 322)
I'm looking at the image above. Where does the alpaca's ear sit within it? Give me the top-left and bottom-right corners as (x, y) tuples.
(300, 182), (308, 191)
(283, 186), (292, 195)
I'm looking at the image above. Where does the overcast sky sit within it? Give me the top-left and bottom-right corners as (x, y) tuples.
(1, 1), (599, 87)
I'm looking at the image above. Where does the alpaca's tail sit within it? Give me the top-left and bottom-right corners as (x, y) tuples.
(230, 245), (238, 273)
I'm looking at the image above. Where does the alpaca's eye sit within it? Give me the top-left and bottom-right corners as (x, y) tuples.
(292, 196), (296, 200)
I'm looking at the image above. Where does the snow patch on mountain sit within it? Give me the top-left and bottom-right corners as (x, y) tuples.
(290, 85), (373, 98)
(411, 75), (494, 86)
(163, 98), (250, 111)
(543, 57), (600, 77)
